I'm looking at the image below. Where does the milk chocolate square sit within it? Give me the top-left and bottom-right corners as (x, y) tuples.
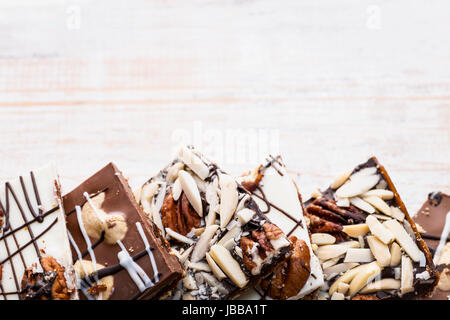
(63, 163), (183, 300)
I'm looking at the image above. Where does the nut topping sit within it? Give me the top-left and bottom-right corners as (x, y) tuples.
(160, 191), (201, 236)
(209, 244), (248, 288)
(261, 236), (311, 300)
(178, 170), (203, 216)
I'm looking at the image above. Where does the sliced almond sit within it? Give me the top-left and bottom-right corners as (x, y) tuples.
(322, 257), (340, 269)
(390, 206), (405, 222)
(340, 240), (361, 249)
(178, 170), (203, 216)
(343, 224), (370, 238)
(165, 227), (195, 245)
(363, 196), (392, 216)
(151, 202), (165, 237)
(360, 278), (400, 293)
(331, 169), (352, 189)
(311, 233), (336, 245)
(362, 189), (394, 200)
(316, 244), (348, 261)
(236, 208), (255, 224)
(218, 226), (241, 247)
(172, 178), (182, 201)
(337, 282), (350, 295)
(218, 174), (239, 228)
(209, 244), (248, 288)
(344, 248), (374, 263)
(336, 197), (350, 208)
(400, 255), (414, 294)
(182, 274), (198, 290)
(349, 197), (376, 214)
(390, 242), (402, 267)
(141, 181), (159, 202)
(270, 237), (291, 251)
(191, 225), (220, 263)
(222, 238), (236, 250)
(383, 219), (421, 262)
(350, 167), (378, 180)
(188, 261), (211, 272)
(366, 235), (391, 267)
(335, 174), (380, 198)
(179, 245), (194, 263)
(366, 215), (394, 244)
(348, 261), (382, 297)
(178, 146), (209, 180)
(330, 292), (345, 300)
(166, 161), (185, 183)
(324, 262), (360, 281)
(329, 263), (367, 295)
(205, 252), (227, 280)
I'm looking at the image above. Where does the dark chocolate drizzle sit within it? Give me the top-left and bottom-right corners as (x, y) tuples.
(0, 171), (60, 300)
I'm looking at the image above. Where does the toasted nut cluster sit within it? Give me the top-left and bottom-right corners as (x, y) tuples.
(261, 236), (311, 300)
(160, 190), (201, 236)
(21, 256), (70, 300)
(41, 256), (71, 300)
(240, 222), (283, 275)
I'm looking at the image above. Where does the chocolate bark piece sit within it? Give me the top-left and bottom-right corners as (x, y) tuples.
(0, 165), (77, 300)
(237, 155), (324, 300)
(413, 192), (450, 300)
(304, 157), (438, 300)
(136, 146), (291, 300)
(63, 163), (183, 300)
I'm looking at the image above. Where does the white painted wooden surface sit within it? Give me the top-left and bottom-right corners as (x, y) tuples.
(0, 0), (449, 215)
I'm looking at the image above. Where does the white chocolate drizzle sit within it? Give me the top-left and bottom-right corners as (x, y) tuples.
(75, 205), (102, 299)
(136, 222), (159, 283)
(116, 239), (154, 291)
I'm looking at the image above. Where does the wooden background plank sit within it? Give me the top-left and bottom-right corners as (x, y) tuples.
(0, 0), (449, 215)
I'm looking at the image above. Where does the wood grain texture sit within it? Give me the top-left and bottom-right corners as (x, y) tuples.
(0, 0), (449, 215)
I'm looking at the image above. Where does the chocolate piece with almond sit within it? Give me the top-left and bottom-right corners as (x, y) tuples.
(136, 146), (291, 300)
(304, 157), (438, 300)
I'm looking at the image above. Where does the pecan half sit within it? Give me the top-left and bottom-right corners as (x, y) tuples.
(261, 236), (311, 299)
(240, 236), (258, 272)
(263, 223), (283, 240)
(306, 197), (365, 241)
(21, 256), (70, 300)
(41, 256), (70, 300)
(160, 190), (201, 236)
